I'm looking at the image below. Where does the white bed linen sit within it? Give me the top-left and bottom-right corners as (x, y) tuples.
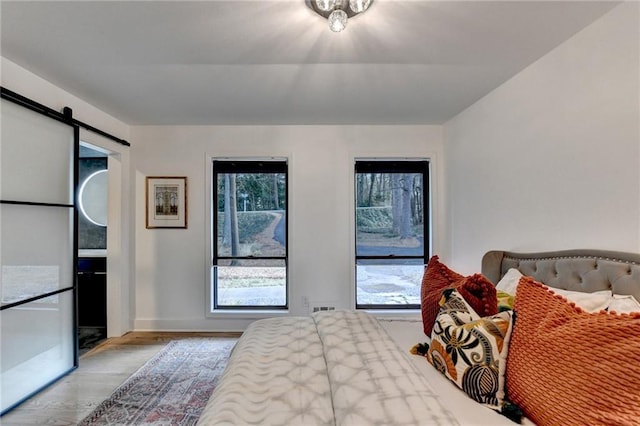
(378, 315), (535, 426)
(199, 311), (531, 426)
(199, 311), (459, 426)
(314, 311), (459, 425)
(197, 317), (334, 425)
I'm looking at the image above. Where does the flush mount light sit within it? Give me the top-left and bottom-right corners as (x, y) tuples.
(307, 0), (373, 32)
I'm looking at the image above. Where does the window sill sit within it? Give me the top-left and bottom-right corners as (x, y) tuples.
(206, 309), (289, 320)
(366, 309), (422, 320)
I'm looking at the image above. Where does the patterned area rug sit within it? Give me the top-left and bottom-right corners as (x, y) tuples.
(78, 338), (237, 426)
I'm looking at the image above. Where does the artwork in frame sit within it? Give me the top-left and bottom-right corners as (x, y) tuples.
(146, 176), (188, 229)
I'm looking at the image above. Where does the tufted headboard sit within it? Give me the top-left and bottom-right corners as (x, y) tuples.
(482, 249), (640, 301)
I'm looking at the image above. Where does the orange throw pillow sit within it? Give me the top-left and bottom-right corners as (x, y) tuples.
(420, 256), (498, 335)
(506, 277), (640, 426)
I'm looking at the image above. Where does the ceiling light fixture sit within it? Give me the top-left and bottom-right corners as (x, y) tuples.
(307, 0), (373, 33)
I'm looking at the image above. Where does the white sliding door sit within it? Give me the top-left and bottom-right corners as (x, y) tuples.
(0, 97), (77, 414)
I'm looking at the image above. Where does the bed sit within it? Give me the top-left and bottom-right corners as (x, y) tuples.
(198, 249), (640, 426)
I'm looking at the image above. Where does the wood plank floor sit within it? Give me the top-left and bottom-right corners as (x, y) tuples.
(1, 332), (240, 426)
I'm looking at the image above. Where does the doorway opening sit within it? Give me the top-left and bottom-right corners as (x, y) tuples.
(78, 143), (108, 354)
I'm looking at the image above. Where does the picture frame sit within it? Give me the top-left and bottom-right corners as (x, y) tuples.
(146, 176), (188, 229)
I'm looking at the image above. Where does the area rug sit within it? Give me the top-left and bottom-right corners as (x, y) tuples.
(78, 338), (237, 426)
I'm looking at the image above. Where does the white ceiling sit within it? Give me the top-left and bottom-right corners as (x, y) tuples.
(0, 0), (619, 125)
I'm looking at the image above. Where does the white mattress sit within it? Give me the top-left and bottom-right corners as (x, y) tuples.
(378, 315), (534, 426)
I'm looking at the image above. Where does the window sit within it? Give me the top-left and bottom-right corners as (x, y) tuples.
(212, 160), (287, 309)
(355, 160), (429, 309)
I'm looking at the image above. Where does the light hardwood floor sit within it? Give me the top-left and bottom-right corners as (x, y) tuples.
(1, 332), (240, 426)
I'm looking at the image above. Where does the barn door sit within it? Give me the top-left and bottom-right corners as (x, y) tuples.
(0, 94), (78, 414)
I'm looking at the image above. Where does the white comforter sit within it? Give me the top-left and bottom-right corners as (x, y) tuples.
(198, 311), (459, 426)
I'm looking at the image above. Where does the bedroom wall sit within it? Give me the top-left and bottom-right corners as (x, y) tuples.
(1, 58), (134, 336)
(443, 2), (640, 274)
(130, 125), (444, 331)
(5, 2), (637, 333)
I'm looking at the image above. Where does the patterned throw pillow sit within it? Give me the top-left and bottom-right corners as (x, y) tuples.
(422, 289), (515, 413)
(497, 290), (515, 312)
(506, 277), (640, 426)
(420, 256), (498, 335)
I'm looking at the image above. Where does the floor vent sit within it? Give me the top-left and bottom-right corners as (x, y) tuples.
(312, 306), (336, 313)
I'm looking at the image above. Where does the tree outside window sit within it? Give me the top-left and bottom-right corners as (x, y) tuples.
(355, 160), (429, 309)
(212, 160), (287, 309)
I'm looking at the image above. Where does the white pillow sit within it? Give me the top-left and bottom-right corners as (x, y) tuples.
(608, 294), (640, 314)
(548, 287), (612, 313)
(495, 268), (523, 295)
(496, 268), (612, 313)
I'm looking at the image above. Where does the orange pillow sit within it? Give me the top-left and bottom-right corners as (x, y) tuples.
(506, 277), (640, 426)
(420, 256), (498, 335)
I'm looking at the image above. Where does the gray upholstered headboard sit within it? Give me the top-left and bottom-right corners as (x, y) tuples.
(482, 249), (640, 301)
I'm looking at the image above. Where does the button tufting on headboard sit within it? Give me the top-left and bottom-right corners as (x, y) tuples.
(481, 249), (640, 301)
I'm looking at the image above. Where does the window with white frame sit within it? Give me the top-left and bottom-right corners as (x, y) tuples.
(355, 160), (429, 309)
(211, 160), (287, 310)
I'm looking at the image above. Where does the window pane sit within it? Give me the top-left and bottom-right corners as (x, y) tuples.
(356, 259), (424, 306)
(1, 99), (74, 205)
(1, 290), (75, 413)
(356, 173), (424, 257)
(215, 259), (286, 307)
(216, 173), (286, 258)
(1, 204), (74, 306)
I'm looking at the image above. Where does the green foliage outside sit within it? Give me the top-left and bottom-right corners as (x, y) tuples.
(217, 173), (286, 212)
(217, 211), (274, 242)
(357, 207), (423, 238)
(356, 207), (393, 233)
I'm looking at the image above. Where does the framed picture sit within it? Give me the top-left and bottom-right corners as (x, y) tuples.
(146, 176), (188, 229)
